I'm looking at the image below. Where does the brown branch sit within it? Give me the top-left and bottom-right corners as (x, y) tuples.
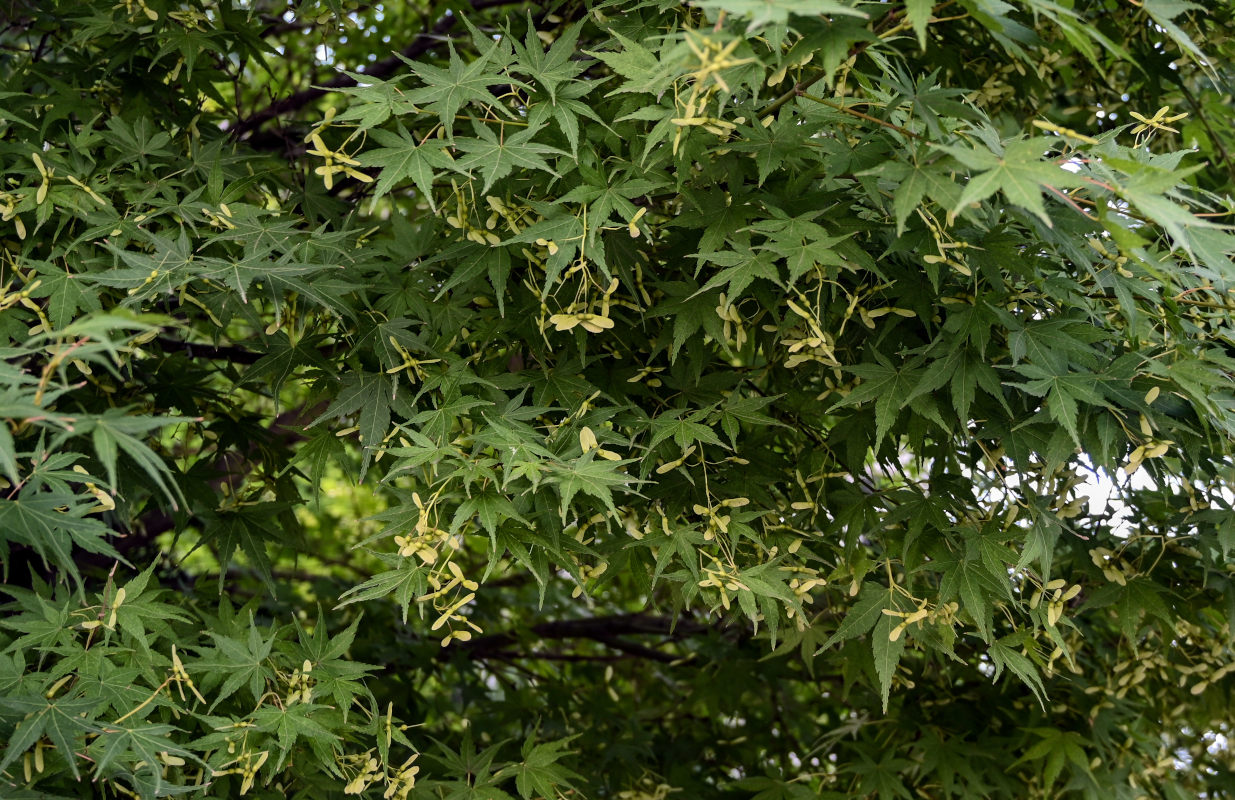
(155, 336), (266, 365)
(448, 612), (727, 663)
(479, 650), (635, 663)
(797, 92), (924, 140)
(154, 336), (346, 365)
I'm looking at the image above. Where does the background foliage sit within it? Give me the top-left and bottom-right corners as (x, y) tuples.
(2, 0), (1235, 797)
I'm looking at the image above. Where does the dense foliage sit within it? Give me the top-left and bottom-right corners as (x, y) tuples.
(2, 0), (1235, 797)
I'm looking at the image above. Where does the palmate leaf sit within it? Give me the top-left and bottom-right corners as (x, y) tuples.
(818, 582), (886, 652)
(335, 558), (430, 622)
(647, 408), (725, 451)
(283, 429), (353, 492)
(1011, 727), (1093, 791)
(509, 736), (582, 800)
(97, 231), (197, 298)
(862, 158), (960, 235)
(0, 492), (124, 589)
(451, 491), (532, 543)
(253, 702), (339, 769)
(68, 660), (149, 717)
(506, 212), (588, 290)
(240, 332), (337, 400)
(81, 407), (190, 510)
(90, 721), (193, 792)
(871, 613), (906, 714)
(585, 32), (676, 97)
(309, 371), (397, 473)
(1008, 317), (1105, 372)
(938, 556), (1002, 641)
(944, 137), (1084, 227)
(107, 561), (193, 656)
(28, 260), (103, 331)
(548, 453), (637, 519)
(1009, 363), (1109, 446)
(511, 19), (588, 103)
(0, 694), (99, 780)
(715, 393), (785, 446)
(361, 125), (455, 208)
(193, 614), (278, 710)
(988, 633), (1048, 709)
(910, 345), (1007, 423)
(397, 42), (516, 130)
(833, 358), (926, 449)
(726, 114), (819, 187)
(646, 284), (727, 362)
(193, 253), (337, 305)
(198, 504), (286, 596)
(0, 587), (77, 653)
(286, 613), (378, 714)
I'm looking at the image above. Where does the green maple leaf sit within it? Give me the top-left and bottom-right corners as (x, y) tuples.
(1012, 728), (1093, 791)
(288, 614), (377, 713)
(310, 371), (396, 473)
(549, 452), (636, 518)
(284, 430), (352, 493)
(507, 211), (587, 290)
(586, 32), (664, 96)
(647, 409), (725, 450)
(1010, 363), (1108, 446)
(0, 492), (123, 589)
(905, 0), (933, 48)
(833, 358), (927, 450)
(646, 284), (727, 362)
(509, 736), (581, 800)
(1009, 317), (1105, 372)
(939, 557), (1001, 641)
(691, 248), (779, 305)
(988, 633), (1048, 708)
(399, 42), (514, 130)
(512, 19), (587, 103)
(872, 613), (906, 713)
(727, 115), (817, 186)
(361, 125), (455, 208)
(91, 721), (193, 792)
(199, 506), (282, 595)
(452, 491), (531, 543)
(106, 562), (193, 656)
(911, 346), (1007, 423)
(862, 158), (959, 235)
(241, 332), (336, 401)
(253, 702), (338, 768)
(333, 70), (420, 129)
(0, 694), (99, 780)
(28, 260), (102, 330)
(335, 558), (430, 622)
(945, 137), (1084, 227)
(196, 614), (278, 710)
(69, 661), (148, 717)
(818, 582), (886, 652)
(80, 408), (189, 509)
(716, 394), (785, 446)
(453, 122), (563, 193)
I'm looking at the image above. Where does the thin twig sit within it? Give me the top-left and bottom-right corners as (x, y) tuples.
(797, 92), (923, 140)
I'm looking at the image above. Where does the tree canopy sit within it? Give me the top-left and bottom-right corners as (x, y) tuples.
(2, 0), (1235, 797)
